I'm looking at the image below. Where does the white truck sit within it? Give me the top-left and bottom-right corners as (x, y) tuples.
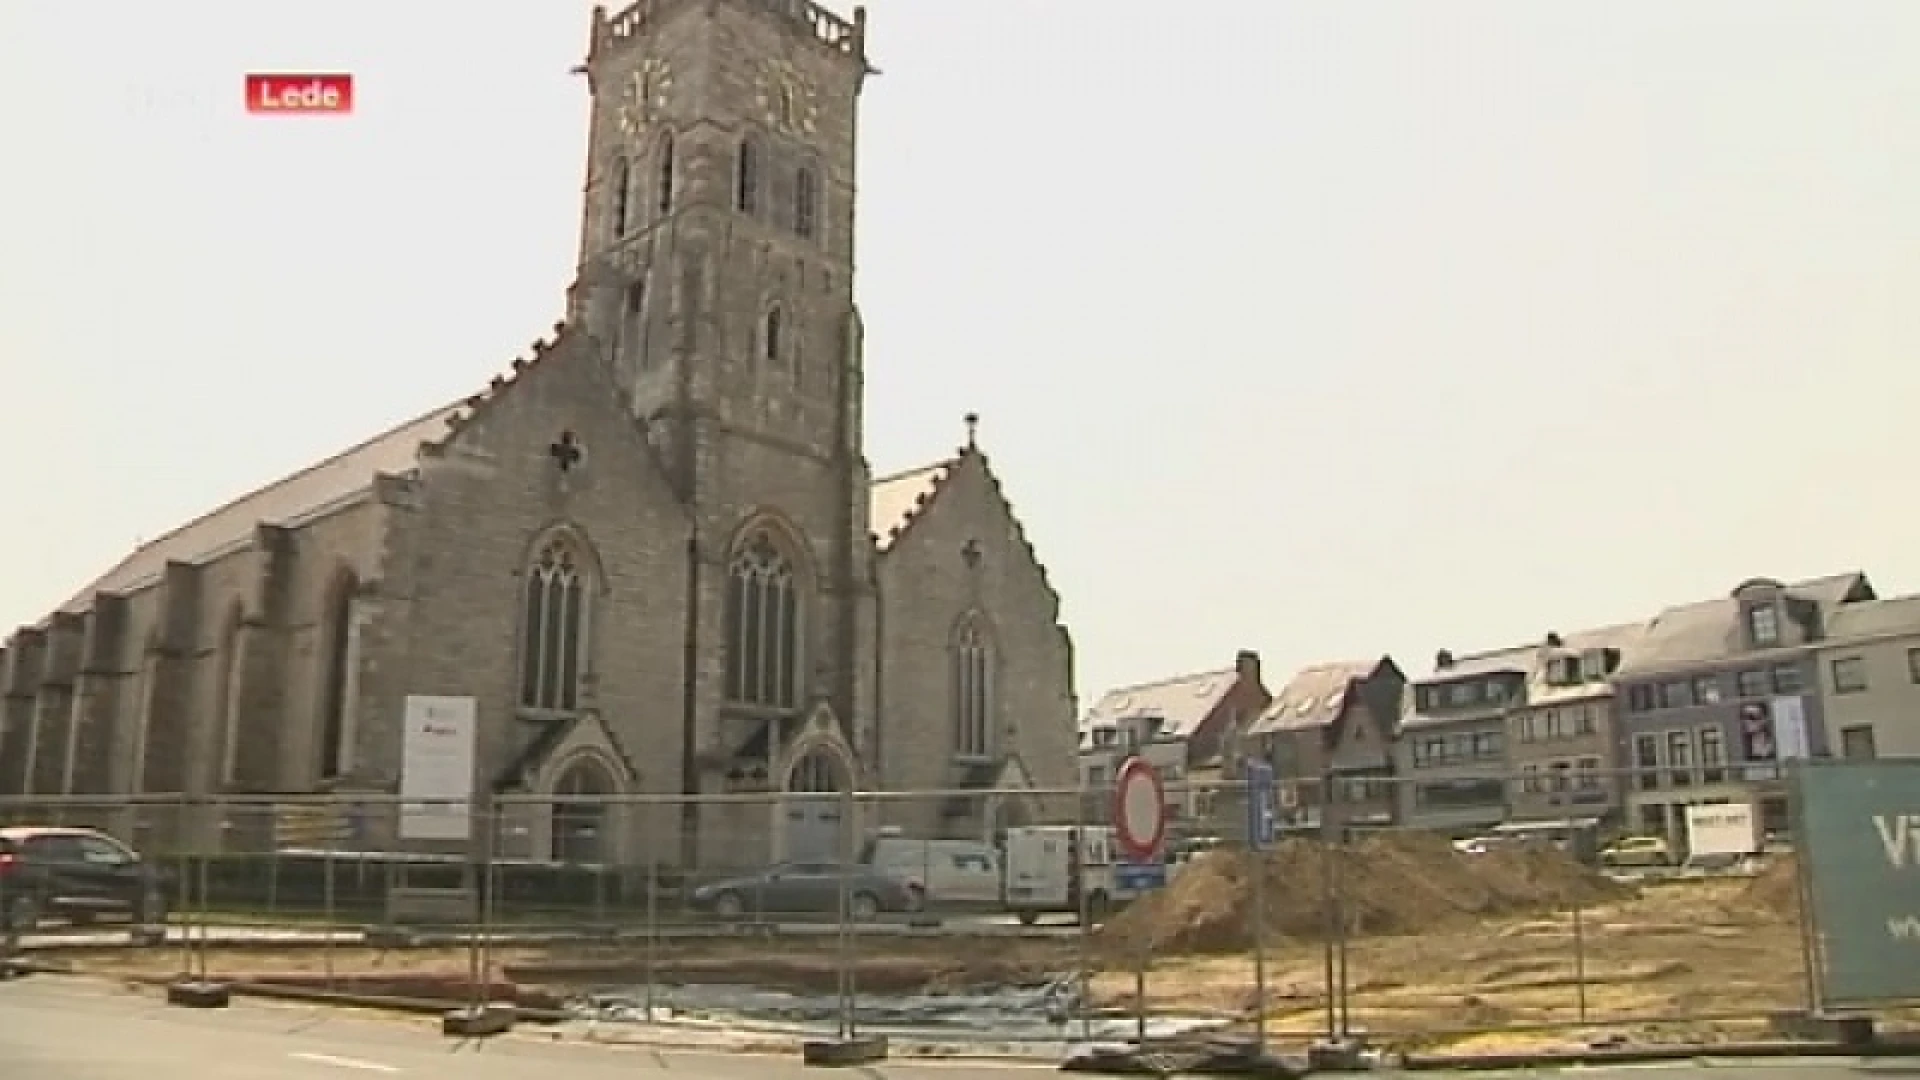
(1002, 824), (1143, 925)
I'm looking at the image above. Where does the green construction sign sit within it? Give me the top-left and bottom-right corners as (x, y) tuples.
(1795, 760), (1920, 1007)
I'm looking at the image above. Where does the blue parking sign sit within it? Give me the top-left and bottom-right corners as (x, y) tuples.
(1245, 759), (1276, 849)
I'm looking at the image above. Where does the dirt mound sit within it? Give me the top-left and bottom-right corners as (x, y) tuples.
(1738, 856), (1801, 919)
(1100, 831), (1631, 955)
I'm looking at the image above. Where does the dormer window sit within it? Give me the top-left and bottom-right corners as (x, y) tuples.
(1748, 605), (1781, 648)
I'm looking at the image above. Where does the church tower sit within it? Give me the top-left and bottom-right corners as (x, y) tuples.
(569, 0), (880, 813)
(568, 0), (871, 496)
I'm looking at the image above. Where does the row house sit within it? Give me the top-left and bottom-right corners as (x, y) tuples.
(1501, 624), (1641, 826)
(1092, 568), (1915, 853)
(1814, 593), (1920, 760)
(1243, 658), (1404, 835)
(1396, 624), (1642, 837)
(1612, 573), (1876, 846)
(1077, 650), (1269, 831)
(1398, 647), (1526, 834)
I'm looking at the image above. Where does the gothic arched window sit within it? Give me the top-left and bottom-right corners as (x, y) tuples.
(317, 572), (359, 780)
(725, 530), (800, 710)
(520, 536), (589, 713)
(790, 749), (840, 793)
(952, 614), (994, 758)
(736, 139), (760, 214)
(656, 134), (676, 215)
(763, 306), (783, 365)
(216, 605), (245, 788)
(793, 166), (819, 239)
(611, 158), (633, 236)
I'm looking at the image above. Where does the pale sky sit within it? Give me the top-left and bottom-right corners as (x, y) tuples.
(2, 2), (1915, 702)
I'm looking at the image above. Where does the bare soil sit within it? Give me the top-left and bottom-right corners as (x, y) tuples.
(1096, 877), (1807, 1045)
(51, 843), (1820, 1054)
(1100, 831), (1631, 954)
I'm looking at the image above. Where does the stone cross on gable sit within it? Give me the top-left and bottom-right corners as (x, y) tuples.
(961, 538), (983, 568)
(549, 430), (585, 472)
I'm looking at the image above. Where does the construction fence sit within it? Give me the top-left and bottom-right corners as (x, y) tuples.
(0, 769), (1843, 1053)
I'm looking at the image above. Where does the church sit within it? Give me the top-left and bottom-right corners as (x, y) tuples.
(0, 0), (1079, 869)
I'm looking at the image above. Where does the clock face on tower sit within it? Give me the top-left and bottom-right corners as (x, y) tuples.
(755, 59), (818, 135)
(617, 56), (673, 137)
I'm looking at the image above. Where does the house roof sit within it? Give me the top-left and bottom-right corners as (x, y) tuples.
(1614, 572), (1874, 678)
(1402, 622), (1650, 726)
(32, 327), (962, 627)
(1520, 621), (1648, 707)
(1081, 668), (1238, 741)
(1247, 661), (1374, 736)
(1418, 645), (1535, 685)
(1823, 593), (1920, 644)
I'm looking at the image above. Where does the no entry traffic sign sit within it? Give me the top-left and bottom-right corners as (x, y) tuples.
(1112, 756), (1168, 862)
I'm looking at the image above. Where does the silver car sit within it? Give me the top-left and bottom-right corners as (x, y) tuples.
(687, 861), (916, 921)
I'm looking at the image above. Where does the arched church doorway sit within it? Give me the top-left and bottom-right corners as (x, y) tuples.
(783, 748), (847, 863)
(552, 757), (615, 864)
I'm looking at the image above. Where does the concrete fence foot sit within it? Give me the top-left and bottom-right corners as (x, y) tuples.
(801, 1034), (889, 1066)
(165, 980), (233, 1009)
(441, 1004), (516, 1038)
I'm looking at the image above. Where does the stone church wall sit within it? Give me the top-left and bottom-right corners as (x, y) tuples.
(375, 335), (693, 860)
(274, 498), (389, 794)
(876, 456), (1080, 838)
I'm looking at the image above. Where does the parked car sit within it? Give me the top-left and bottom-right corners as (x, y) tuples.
(1598, 835), (1673, 869)
(0, 826), (171, 931)
(686, 861), (918, 921)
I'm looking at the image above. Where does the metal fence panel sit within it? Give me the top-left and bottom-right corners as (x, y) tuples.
(0, 765), (1824, 1054)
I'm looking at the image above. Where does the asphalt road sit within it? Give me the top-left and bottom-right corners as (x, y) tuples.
(7, 974), (1920, 1080)
(0, 974), (1054, 1080)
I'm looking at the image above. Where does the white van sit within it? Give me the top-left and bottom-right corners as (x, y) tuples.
(1002, 824), (1132, 925)
(857, 831), (1002, 910)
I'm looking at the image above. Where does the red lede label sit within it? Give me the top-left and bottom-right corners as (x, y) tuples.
(245, 73), (354, 115)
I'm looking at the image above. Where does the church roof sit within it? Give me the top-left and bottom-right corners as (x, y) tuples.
(58, 402), (463, 613)
(48, 363), (964, 616)
(868, 460), (955, 552)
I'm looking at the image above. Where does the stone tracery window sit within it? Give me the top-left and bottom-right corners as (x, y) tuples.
(520, 536), (589, 713)
(611, 157), (633, 236)
(794, 165), (818, 239)
(656, 133), (676, 215)
(763, 306), (783, 365)
(790, 749), (839, 793)
(736, 138), (760, 214)
(952, 613), (994, 758)
(725, 530), (801, 710)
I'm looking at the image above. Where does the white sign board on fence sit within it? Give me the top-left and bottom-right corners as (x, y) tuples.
(399, 695), (477, 841)
(1685, 801), (1760, 860)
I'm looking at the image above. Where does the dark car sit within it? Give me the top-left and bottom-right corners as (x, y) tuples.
(687, 861), (917, 921)
(0, 827), (171, 931)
